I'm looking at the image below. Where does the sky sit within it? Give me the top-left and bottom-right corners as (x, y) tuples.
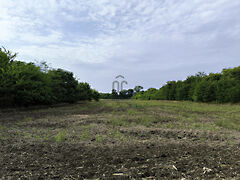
(0, 0), (240, 92)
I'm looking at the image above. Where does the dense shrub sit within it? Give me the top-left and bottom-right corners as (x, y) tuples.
(0, 48), (99, 107)
(48, 69), (79, 103)
(77, 82), (92, 101)
(100, 88), (135, 99)
(91, 89), (100, 101)
(133, 67), (240, 103)
(12, 61), (52, 106)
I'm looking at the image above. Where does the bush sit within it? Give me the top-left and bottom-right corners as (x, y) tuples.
(48, 69), (79, 103)
(133, 67), (240, 103)
(77, 82), (92, 101)
(0, 48), (100, 107)
(91, 89), (100, 101)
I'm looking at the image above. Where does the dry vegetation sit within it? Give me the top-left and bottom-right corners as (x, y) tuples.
(0, 100), (240, 179)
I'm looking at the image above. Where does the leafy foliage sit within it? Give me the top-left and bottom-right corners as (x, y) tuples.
(100, 87), (137, 99)
(133, 67), (240, 103)
(0, 48), (99, 107)
(48, 69), (79, 103)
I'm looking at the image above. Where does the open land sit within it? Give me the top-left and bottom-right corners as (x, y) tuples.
(0, 100), (240, 179)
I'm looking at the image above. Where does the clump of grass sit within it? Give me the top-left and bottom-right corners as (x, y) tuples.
(216, 118), (240, 131)
(18, 117), (33, 125)
(131, 114), (174, 127)
(182, 116), (197, 123)
(79, 124), (94, 130)
(191, 123), (220, 131)
(108, 129), (126, 141)
(95, 134), (104, 143)
(105, 113), (171, 128)
(106, 116), (129, 127)
(177, 112), (198, 123)
(0, 132), (7, 140)
(127, 109), (136, 115)
(0, 125), (6, 130)
(23, 117), (33, 122)
(34, 135), (41, 139)
(162, 122), (176, 129)
(136, 116), (151, 127)
(43, 136), (50, 141)
(228, 140), (234, 146)
(129, 103), (145, 109)
(80, 130), (90, 140)
(55, 130), (67, 143)
(23, 133), (31, 139)
(200, 137), (207, 143)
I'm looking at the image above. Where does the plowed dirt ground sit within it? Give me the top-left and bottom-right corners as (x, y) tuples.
(0, 100), (240, 179)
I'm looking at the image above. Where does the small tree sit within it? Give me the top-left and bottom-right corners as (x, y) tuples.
(48, 69), (78, 103)
(91, 89), (100, 101)
(111, 89), (118, 99)
(134, 86), (143, 93)
(127, 89), (134, 98)
(77, 82), (92, 101)
(119, 90), (128, 99)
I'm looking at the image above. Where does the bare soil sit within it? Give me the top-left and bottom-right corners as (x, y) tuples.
(0, 100), (240, 179)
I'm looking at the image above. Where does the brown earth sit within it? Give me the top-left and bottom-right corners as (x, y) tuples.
(0, 101), (240, 179)
(1, 140), (240, 179)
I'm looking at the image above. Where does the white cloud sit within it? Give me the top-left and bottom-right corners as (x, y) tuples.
(0, 0), (239, 51)
(0, 0), (240, 91)
(0, 20), (16, 41)
(19, 31), (63, 44)
(16, 36), (120, 65)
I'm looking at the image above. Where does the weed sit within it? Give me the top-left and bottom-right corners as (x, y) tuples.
(55, 130), (67, 143)
(228, 140), (234, 146)
(34, 135), (41, 139)
(79, 124), (94, 130)
(24, 133), (31, 139)
(200, 137), (206, 143)
(23, 117), (33, 122)
(43, 136), (50, 141)
(80, 130), (90, 140)
(163, 122), (175, 129)
(95, 134), (104, 143)
(109, 129), (126, 141)
(216, 118), (240, 131)
(191, 123), (220, 131)
(127, 109), (136, 115)
(108, 116), (129, 127)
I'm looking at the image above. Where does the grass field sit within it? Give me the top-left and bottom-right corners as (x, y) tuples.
(0, 100), (240, 179)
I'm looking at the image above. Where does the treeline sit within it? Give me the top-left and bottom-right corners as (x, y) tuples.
(133, 67), (240, 103)
(100, 86), (143, 99)
(0, 48), (99, 107)
(100, 89), (134, 99)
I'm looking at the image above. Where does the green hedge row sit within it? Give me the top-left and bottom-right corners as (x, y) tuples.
(0, 48), (99, 107)
(133, 67), (240, 103)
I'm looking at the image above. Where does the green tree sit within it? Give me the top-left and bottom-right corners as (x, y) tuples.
(119, 90), (128, 99)
(77, 82), (92, 101)
(127, 89), (134, 98)
(48, 69), (78, 103)
(134, 86), (143, 93)
(175, 81), (189, 101)
(0, 47), (17, 71)
(91, 89), (100, 101)
(111, 89), (118, 99)
(0, 61), (52, 106)
(216, 78), (237, 103)
(194, 79), (217, 102)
